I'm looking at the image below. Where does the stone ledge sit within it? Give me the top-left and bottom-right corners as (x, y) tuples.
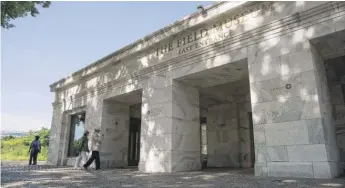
(287, 144), (328, 162)
(313, 161), (341, 179)
(267, 162), (314, 178)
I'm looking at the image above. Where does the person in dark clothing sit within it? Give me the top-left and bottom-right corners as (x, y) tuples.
(74, 130), (90, 169)
(29, 136), (41, 165)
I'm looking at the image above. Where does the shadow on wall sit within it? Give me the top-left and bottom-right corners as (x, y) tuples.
(50, 1), (345, 176)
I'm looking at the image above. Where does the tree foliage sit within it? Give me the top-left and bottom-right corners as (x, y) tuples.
(1, 127), (50, 161)
(2, 135), (15, 141)
(1, 1), (51, 29)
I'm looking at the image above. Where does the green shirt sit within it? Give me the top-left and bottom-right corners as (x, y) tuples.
(78, 135), (89, 152)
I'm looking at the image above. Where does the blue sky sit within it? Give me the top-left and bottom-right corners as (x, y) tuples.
(1, 1), (213, 132)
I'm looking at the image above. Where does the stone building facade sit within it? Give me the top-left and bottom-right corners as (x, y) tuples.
(47, 1), (345, 179)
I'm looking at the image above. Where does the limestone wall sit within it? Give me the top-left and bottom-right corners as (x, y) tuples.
(99, 101), (129, 168)
(47, 1), (345, 178)
(47, 105), (64, 165)
(236, 96), (253, 168)
(52, 1), (343, 105)
(249, 33), (342, 178)
(200, 93), (252, 168)
(201, 103), (240, 167)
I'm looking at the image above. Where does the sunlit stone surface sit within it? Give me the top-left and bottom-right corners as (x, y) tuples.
(48, 1), (345, 179)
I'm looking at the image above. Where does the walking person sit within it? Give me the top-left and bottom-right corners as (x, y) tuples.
(87, 136), (96, 169)
(73, 130), (89, 169)
(29, 136), (41, 165)
(83, 127), (104, 170)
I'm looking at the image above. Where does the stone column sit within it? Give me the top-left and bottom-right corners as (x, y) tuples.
(47, 104), (64, 165)
(139, 76), (201, 172)
(84, 97), (130, 168)
(236, 95), (254, 168)
(171, 81), (201, 172)
(204, 102), (240, 168)
(248, 34), (341, 179)
(100, 100), (129, 168)
(85, 97), (104, 131)
(51, 100), (74, 166)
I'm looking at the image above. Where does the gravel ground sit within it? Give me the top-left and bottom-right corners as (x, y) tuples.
(1, 163), (345, 188)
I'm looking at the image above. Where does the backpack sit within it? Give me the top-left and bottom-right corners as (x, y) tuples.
(31, 140), (40, 151)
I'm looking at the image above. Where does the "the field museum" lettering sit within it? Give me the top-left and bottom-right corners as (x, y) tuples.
(155, 2), (275, 56)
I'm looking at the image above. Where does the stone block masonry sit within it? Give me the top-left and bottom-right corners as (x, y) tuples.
(249, 35), (341, 178)
(47, 1), (345, 179)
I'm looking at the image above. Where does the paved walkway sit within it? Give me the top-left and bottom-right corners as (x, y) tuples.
(1, 163), (345, 188)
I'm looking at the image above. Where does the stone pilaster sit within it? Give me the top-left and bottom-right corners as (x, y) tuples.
(100, 100), (129, 168)
(248, 34), (341, 178)
(85, 97), (104, 131)
(171, 81), (201, 172)
(236, 95), (254, 168)
(201, 102), (240, 168)
(139, 75), (201, 172)
(83, 97), (131, 168)
(46, 104), (64, 165)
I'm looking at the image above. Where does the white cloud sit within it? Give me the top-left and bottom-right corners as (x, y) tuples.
(1, 112), (51, 132)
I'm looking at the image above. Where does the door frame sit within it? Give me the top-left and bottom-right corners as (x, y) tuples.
(248, 112), (255, 168)
(127, 117), (141, 166)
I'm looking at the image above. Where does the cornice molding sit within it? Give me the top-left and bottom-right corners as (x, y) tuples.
(52, 1), (341, 93)
(53, 1), (344, 107)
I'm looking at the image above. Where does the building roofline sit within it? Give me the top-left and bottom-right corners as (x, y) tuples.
(50, 1), (245, 91)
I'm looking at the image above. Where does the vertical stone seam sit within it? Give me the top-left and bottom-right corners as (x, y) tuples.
(236, 102), (242, 167)
(312, 161), (315, 178)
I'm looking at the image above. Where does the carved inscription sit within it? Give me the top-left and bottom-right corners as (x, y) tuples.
(217, 123), (227, 128)
(259, 109), (280, 124)
(264, 111), (280, 119)
(155, 2), (275, 57)
(147, 107), (164, 117)
(269, 84), (292, 93)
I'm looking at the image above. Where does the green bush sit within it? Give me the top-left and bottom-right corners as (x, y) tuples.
(0, 127), (50, 161)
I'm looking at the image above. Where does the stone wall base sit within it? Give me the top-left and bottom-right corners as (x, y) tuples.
(255, 162), (342, 179)
(138, 160), (202, 173)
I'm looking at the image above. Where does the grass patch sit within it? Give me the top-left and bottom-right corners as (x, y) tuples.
(1, 128), (49, 161)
